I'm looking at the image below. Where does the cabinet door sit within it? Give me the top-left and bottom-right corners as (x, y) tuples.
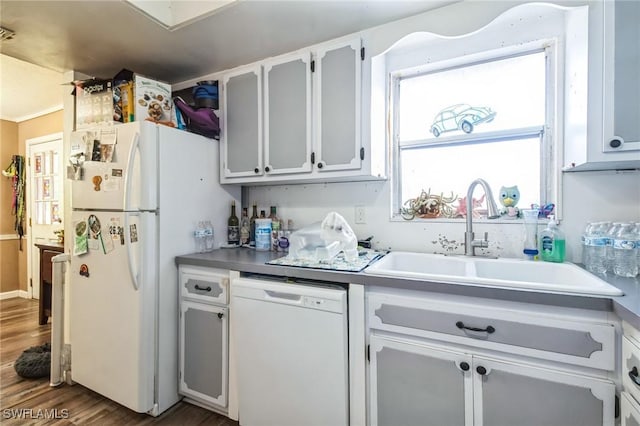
(602, 0), (640, 152)
(222, 65), (263, 178)
(179, 300), (228, 409)
(473, 356), (615, 426)
(264, 52), (312, 175)
(314, 39), (362, 172)
(622, 392), (640, 426)
(369, 335), (473, 426)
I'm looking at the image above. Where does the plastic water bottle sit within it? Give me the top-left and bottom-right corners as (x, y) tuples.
(605, 223), (622, 273)
(582, 222), (609, 274)
(204, 220), (214, 252)
(613, 223), (639, 277)
(194, 221), (207, 253)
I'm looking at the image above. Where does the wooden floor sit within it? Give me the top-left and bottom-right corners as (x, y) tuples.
(0, 298), (238, 425)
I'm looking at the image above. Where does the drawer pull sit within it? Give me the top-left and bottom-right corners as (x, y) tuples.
(459, 362), (470, 371)
(476, 366), (487, 376)
(456, 321), (495, 334)
(629, 367), (640, 386)
(195, 284), (212, 292)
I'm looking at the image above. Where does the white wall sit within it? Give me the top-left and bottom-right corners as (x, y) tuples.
(246, 169), (640, 263)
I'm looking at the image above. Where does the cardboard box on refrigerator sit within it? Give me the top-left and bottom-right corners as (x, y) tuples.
(134, 75), (175, 125)
(74, 79), (115, 129)
(113, 69), (176, 127)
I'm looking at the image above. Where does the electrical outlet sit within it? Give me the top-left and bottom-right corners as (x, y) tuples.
(355, 206), (366, 224)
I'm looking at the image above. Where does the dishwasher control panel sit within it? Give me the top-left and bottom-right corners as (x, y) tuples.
(303, 296), (343, 313)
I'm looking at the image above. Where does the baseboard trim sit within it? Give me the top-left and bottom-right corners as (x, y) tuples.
(0, 290), (30, 300)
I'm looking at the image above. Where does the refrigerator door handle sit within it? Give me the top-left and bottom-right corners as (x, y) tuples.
(124, 132), (140, 211)
(125, 211), (140, 291)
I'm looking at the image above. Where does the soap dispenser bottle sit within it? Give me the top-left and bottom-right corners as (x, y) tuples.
(540, 215), (565, 263)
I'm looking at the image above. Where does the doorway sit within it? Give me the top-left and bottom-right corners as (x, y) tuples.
(26, 133), (63, 300)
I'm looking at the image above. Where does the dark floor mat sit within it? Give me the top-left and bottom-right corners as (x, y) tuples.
(14, 342), (51, 378)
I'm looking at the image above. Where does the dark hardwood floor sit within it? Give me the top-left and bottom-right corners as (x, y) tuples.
(0, 297), (238, 425)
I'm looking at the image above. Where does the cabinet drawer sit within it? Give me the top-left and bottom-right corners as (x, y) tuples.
(179, 265), (229, 304)
(367, 292), (615, 371)
(622, 392), (640, 426)
(623, 336), (640, 405)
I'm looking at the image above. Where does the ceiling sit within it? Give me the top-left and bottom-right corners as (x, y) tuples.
(0, 0), (454, 122)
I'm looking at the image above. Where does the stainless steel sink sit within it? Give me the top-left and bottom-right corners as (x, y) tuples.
(364, 251), (623, 296)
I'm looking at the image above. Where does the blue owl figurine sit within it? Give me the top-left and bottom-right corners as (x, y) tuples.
(499, 185), (521, 218)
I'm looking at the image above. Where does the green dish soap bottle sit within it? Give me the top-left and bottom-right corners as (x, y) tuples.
(540, 215), (565, 263)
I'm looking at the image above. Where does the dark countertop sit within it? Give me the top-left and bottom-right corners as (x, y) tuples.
(35, 241), (64, 251)
(176, 248), (640, 328)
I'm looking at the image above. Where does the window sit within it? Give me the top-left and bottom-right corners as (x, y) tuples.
(378, 0), (584, 223)
(393, 47), (553, 220)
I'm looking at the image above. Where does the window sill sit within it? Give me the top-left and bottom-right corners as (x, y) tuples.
(390, 214), (548, 225)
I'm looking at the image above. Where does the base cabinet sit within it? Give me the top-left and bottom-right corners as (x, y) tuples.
(369, 335), (615, 426)
(180, 301), (228, 408)
(367, 290), (617, 426)
(178, 266), (230, 413)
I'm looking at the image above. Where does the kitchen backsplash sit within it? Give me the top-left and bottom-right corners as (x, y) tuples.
(246, 169), (640, 263)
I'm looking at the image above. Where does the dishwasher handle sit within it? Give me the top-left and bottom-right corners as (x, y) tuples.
(264, 290), (303, 304)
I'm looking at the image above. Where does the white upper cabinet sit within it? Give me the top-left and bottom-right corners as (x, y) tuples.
(564, 0), (640, 171)
(602, 0), (640, 153)
(220, 37), (386, 185)
(314, 39), (362, 173)
(263, 52), (312, 176)
(222, 65), (263, 178)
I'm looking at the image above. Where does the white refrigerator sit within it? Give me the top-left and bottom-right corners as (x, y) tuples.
(67, 121), (239, 415)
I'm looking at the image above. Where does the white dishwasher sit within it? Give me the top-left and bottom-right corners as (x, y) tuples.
(232, 276), (349, 426)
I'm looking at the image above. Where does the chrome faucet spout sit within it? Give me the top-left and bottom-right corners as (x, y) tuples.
(464, 178), (500, 256)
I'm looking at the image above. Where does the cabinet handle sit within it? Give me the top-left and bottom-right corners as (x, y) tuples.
(456, 321), (495, 334)
(476, 366), (487, 376)
(254, 167), (260, 174)
(265, 166), (271, 173)
(609, 138), (622, 149)
(217, 312), (224, 319)
(317, 162), (324, 169)
(459, 362), (470, 371)
(629, 367), (640, 386)
(194, 284), (211, 292)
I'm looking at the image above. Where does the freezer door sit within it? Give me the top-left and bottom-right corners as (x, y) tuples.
(69, 210), (157, 413)
(70, 122), (152, 211)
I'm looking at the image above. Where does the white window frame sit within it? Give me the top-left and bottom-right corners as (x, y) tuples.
(390, 40), (561, 223)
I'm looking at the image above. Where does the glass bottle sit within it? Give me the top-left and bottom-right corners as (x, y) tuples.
(269, 206), (280, 251)
(227, 201), (240, 245)
(249, 203), (259, 246)
(240, 207), (250, 246)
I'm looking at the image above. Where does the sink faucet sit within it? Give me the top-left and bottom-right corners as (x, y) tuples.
(464, 178), (501, 256)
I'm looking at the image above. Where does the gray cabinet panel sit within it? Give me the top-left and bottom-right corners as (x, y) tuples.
(180, 300), (227, 409)
(370, 335), (469, 426)
(611, 0), (640, 145)
(480, 366), (602, 426)
(316, 40), (361, 171)
(266, 57), (310, 173)
(224, 69), (261, 175)
(184, 278), (223, 298)
(374, 303), (603, 358)
(184, 306), (224, 400)
(376, 346), (465, 426)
